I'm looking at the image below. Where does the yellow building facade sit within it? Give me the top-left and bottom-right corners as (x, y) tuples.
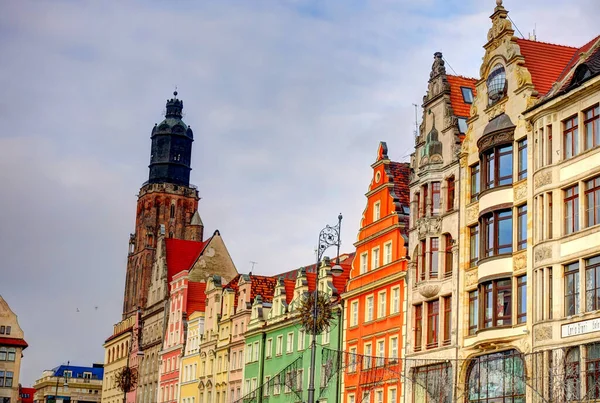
(101, 316), (134, 403)
(179, 311), (204, 403)
(0, 295), (27, 403)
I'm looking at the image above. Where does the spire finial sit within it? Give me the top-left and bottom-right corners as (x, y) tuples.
(496, 0), (502, 5)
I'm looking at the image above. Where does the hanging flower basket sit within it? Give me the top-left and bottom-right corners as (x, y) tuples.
(298, 291), (334, 335)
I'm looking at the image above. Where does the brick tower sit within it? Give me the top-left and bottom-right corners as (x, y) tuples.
(122, 91), (204, 318)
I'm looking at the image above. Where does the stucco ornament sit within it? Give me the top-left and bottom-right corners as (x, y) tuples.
(466, 205), (478, 224)
(514, 182), (527, 201)
(487, 15), (512, 42)
(534, 245), (552, 263)
(417, 217), (442, 237)
(418, 281), (441, 299)
(526, 95), (539, 110)
(470, 103), (478, 118)
(465, 270), (478, 288)
(487, 101), (506, 120)
(513, 252), (526, 271)
(515, 66), (533, 89)
(534, 171), (552, 189)
(535, 326), (552, 342)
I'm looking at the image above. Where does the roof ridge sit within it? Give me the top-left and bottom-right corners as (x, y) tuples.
(447, 74), (478, 81)
(516, 37), (578, 49)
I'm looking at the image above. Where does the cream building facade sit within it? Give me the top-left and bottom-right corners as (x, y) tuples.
(101, 316), (134, 403)
(179, 311), (203, 403)
(0, 296), (27, 403)
(33, 364), (104, 403)
(406, 52), (475, 402)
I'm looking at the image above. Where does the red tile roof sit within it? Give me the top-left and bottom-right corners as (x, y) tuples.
(0, 337), (28, 348)
(554, 35), (600, 94)
(224, 274), (242, 310)
(251, 276), (278, 303)
(284, 279), (296, 305)
(387, 162), (410, 212)
(516, 38), (578, 96)
(187, 281), (207, 314)
(165, 238), (211, 283)
(331, 253), (355, 296)
(447, 75), (477, 117)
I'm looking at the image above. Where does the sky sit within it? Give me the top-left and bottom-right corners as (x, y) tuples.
(0, 0), (598, 387)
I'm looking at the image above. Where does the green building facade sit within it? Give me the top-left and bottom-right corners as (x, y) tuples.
(240, 256), (353, 403)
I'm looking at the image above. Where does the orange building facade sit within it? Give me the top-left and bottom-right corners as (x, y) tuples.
(342, 142), (410, 403)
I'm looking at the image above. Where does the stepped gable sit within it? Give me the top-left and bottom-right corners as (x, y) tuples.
(165, 237), (211, 282)
(187, 281), (207, 314)
(516, 38), (578, 95)
(447, 75), (477, 117)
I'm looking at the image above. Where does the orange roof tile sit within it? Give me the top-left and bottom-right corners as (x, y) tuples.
(284, 279), (296, 305)
(224, 274), (242, 310)
(250, 275), (278, 303)
(187, 281), (207, 314)
(554, 35), (600, 94)
(516, 38), (578, 96)
(387, 162), (410, 213)
(447, 75), (477, 117)
(165, 238), (211, 283)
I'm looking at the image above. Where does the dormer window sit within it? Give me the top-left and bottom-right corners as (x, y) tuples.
(458, 118), (468, 134)
(487, 63), (507, 106)
(461, 87), (474, 104)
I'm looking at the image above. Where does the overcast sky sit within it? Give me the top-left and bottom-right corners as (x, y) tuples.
(1, 0), (598, 386)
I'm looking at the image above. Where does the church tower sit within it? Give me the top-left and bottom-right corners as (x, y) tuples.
(122, 91), (204, 318)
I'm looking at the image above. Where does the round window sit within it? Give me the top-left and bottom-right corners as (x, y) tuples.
(487, 63), (507, 105)
(375, 172), (381, 183)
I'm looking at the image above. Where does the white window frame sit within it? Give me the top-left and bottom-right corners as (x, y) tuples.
(351, 300), (359, 326)
(388, 387), (397, 403)
(266, 338), (272, 358)
(253, 341), (259, 362)
(348, 393), (356, 403)
(378, 291), (387, 318)
(384, 241), (392, 265)
(247, 344), (253, 362)
(376, 339), (385, 366)
(349, 346), (357, 372)
(366, 295), (374, 322)
(389, 336), (398, 361)
(276, 335), (283, 356)
(322, 326), (330, 345)
(374, 201), (381, 221)
(286, 332), (294, 354)
(298, 329), (305, 351)
(391, 287), (400, 314)
(375, 389), (384, 403)
(360, 252), (368, 274)
(364, 343), (372, 369)
(372, 247), (380, 269)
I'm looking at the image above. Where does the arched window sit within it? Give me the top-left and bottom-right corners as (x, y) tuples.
(170, 204), (176, 219)
(466, 350), (525, 402)
(108, 350), (111, 363)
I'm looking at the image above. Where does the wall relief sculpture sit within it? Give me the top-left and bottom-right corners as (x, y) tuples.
(465, 270), (478, 288)
(534, 171), (552, 189)
(535, 326), (552, 342)
(534, 245), (552, 263)
(417, 281), (441, 299)
(513, 252), (526, 271)
(514, 182), (527, 201)
(417, 217), (442, 238)
(466, 205), (479, 224)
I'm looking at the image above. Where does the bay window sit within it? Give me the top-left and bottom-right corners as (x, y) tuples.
(565, 262), (580, 316)
(517, 275), (527, 324)
(483, 144), (513, 190)
(470, 164), (480, 202)
(444, 235), (453, 276)
(414, 305), (423, 352)
(427, 300), (439, 349)
(419, 240), (426, 281)
(429, 237), (439, 278)
(517, 205), (527, 250)
(518, 139), (527, 180)
(443, 296), (452, 345)
(468, 291), (478, 335)
(586, 176), (600, 227)
(563, 115), (579, 159)
(585, 104), (600, 150)
(469, 225), (479, 267)
(482, 210), (513, 257)
(564, 185), (580, 234)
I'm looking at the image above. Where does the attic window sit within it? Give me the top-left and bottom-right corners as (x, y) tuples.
(461, 87), (474, 104)
(458, 118), (468, 134)
(571, 64), (592, 87)
(487, 63), (507, 105)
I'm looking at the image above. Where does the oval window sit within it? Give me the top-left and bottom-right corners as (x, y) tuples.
(487, 63), (507, 105)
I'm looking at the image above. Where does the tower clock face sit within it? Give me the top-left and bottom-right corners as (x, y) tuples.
(487, 63), (507, 105)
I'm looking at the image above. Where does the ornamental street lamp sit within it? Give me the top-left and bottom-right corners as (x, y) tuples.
(307, 214), (343, 403)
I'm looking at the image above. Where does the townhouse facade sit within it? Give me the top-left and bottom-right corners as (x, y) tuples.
(0, 296), (28, 403)
(34, 364), (104, 403)
(342, 143), (410, 403)
(406, 52), (476, 403)
(179, 311), (204, 403)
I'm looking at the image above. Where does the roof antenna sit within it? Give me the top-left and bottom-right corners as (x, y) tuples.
(412, 103), (419, 138)
(249, 261), (257, 275)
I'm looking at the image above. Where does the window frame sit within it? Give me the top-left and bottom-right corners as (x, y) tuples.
(565, 262), (580, 316)
(469, 225), (479, 267)
(518, 138), (527, 180)
(414, 304), (423, 352)
(564, 185), (580, 235)
(482, 144), (514, 190)
(517, 275), (527, 324)
(586, 256), (600, 312)
(584, 104), (600, 150)
(351, 300), (359, 326)
(443, 296), (452, 345)
(429, 237), (439, 278)
(586, 177), (600, 228)
(444, 234), (453, 276)
(563, 114), (579, 160)
(461, 86), (474, 104)
(383, 241), (393, 265)
(426, 300), (439, 349)
(468, 290), (478, 335)
(481, 278), (513, 329)
(470, 163), (480, 202)
(360, 252), (368, 274)
(377, 290), (387, 319)
(365, 295), (374, 322)
(372, 247), (380, 269)
(517, 204), (527, 250)
(373, 201), (381, 221)
(446, 177), (455, 211)
(482, 209), (513, 257)
(431, 182), (441, 215)
(391, 286), (400, 314)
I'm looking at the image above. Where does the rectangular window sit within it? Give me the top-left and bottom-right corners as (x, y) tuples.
(372, 247), (380, 269)
(376, 340), (385, 366)
(586, 343), (600, 398)
(469, 225), (479, 267)
(247, 344), (253, 362)
(447, 177), (455, 211)
(378, 291), (387, 318)
(518, 139), (527, 180)
(565, 262), (580, 316)
(563, 115), (579, 159)
(422, 184), (428, 217)
(469, 290), (478, 335)
(549, 269), (553, 319)
(548, 192), (554, 239)
(538, 127), (545, 169)
(348, 394), (356, 403)
(264, 376), (270, 396)
(351, 300), (359, 326)
(349, 347), (357, 372)
(286, 333), (293, 353)
(427, 300), (439, 349)
(584, 105), (599, 150)
(376, 389), (384, 403)
(360, 252), (368, 274)
(586, 255), (600, 312)
(276, 335), (283, 355)
(483, 209), (513, 257)
(419, 240), (427, 280)
(253, 341), (259, 361)
(547, 124), (553, 165)
(363, 343), (372, 369)
(366, 296), (374, 321)
(390, 336), (398, 360)
(429, 237), (439, 278)
(458, 117), (468, 134)
(415, 192), (421, 219)
(461, 86), (474, 103)
(384, 242), (392, 265)
(322, 327), (330, 344)
(431, 182), (441, 214)
(484, 144), (514, 190)
(391, 287), (400, 314)
(444, 235), (453, 276)
(517, 275), (527, 324)
(470, 164), (480, 202)
(586, 177), (600, 227)
(0, 371), (4, 387)
(482, 279), (512, 328)
(443, 296), (452, 345)
(5, 371), (12, 387)
(565, 185), (580, 234)
(373, 201), (381, 221)
(517, 204), (527, 250)
(298, 329), (305, 351)
(414, 304), (423, 352)
(274, 375), (280, 395)
(389, 388), (397, 403)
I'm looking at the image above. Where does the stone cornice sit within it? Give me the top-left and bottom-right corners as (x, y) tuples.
(354, 223), (404, 248)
